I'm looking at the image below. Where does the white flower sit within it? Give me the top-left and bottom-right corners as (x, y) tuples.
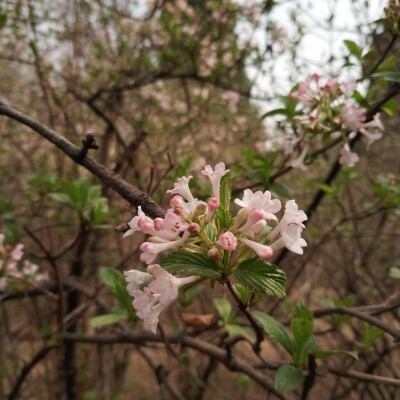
(201, 162), (230, 201)
(234, 189), (281, 220)
(123, 206), (145, 238)
(124, 269), (153, 295)
(339, 144), (359, 167)
(290, 145), (309, 171)
(360, 114), (383, 148)
(270, 224), (307, 255)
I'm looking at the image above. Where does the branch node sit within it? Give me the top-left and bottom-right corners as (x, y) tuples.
(77, 133), (99, 161)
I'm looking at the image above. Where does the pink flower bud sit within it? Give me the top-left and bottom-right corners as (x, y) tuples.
(207, 246), (220, 260)
(170, 195), (185, 209)
(216, 231), (237, 252)
(187, 223), (200, 235)
(208, 197), (219, 211)
(153, 218), (163, 231)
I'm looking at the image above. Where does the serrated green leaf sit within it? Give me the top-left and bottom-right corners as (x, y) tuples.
(344, 40), (362, 60)
(275, 365), (305, 393)
(214, 298), (232, 323)
(214, 208), (234, 230)
(372, 71), (400, 83)
(90, 313), (127, 328)
(252, 311), (294, 354)
(233, 258), (286, 297)
(270, 182), (294, 198)
(313, 350), (358, 360)
(204, 223), (216, 243)
(161, 252), (221, 278)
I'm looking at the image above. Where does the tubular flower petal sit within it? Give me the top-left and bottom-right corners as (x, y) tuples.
(240, 238), (273, 260)
(239, 208), (265, 233)
(201, 162), (230, 201)
(216, 231), (237, 251)
(270, 224), (307, 255)
(124, 269), (153, 295)
(148, 265), (197, 307)
(234, 189), (281, 218)
(167, 176), (196, 203)
(140, 238), (186, 264)
(123, 206), (145, 238)
(339, 144), (359, 167)
(290, 145), (309, 171)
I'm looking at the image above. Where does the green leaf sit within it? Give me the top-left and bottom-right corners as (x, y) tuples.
(233, 283), (253, 304)
(100, 268), (134, 318)
(275, 365), (305, 393)
(313, 350), (358, 360)
(381, 98), (397, 116)
(357, 322), (384, 350)
(225, 324), (250, 337)
(372, 71), (400, 83)
(219, 175), (231, 211)
(90, 313), (127, 328)
(252, 311), (294, 354)
(214, 208), (234, 230)
(233, 258), (286, 297)
(214, 298), (232, 323)
(344, 40), (362, 60)
(161, 252), (221, 278)
(49, 193), (75, 209)
(270, 182), (294, 198)
(261, 108), (290, 119)
(178, 284), (204, 308)
(204, 223), (216, 243)
(291, 303), (314, 367)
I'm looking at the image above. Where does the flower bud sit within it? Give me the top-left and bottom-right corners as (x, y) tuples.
(232, 208), (250, 231)
(191, 202), (207, 219)
(207, 246), (220, 260)
(216, 231), (237, 252)
(187, 223), (200, 235)
(153, 218), (163, 231)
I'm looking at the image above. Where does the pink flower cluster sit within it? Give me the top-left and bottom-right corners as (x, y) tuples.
(285, 74), (384, 169)
(122, 163), (307, 333)
(0, 233), (48, 291)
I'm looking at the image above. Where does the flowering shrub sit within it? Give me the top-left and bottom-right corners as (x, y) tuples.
(123, 163), (307, 332)
(282, 74), (384, 169)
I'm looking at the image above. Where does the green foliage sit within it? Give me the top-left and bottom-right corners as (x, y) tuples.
(320, 296), (354, 326)
(372, 175), (400, 208)
(270, 182), (294, 198)
(214, 298), (249, 337)
(219, 175), (231, 211)
(372, 71), (400, 83)
(90, 312), (128, 328)
(99, 268), (134, 318)
(161, 252), (221, 278)
(275, 365), (305, 393)
(357, 322), (384, 350)
(233, 258), (286, 297)
(178, 284), (204, 308)
(344, 40), (363, 61)
(291, 303), (314, 367)
(233, 283), (253, 304)
(49, 178), (109, 227)
(214, 208), (234, 230)
(242, 149), (277, 186)
(381, 98), (397, 116)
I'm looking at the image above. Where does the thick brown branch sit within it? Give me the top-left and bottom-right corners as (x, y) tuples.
(0, 100), (166, 219)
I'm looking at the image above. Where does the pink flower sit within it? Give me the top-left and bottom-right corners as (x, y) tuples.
(360, 114), (383, 148)
(340, 79), (357, 98)
(123, 206), (145, 238)
(239, 208), (265, 233)
(154, 213), (184, 240)
(341, 104), (367, 132)
(167, 176), (196, 203)
(124, 269), (153, 295)
(140, 238), (186, 264)
(11, 244), (24, 262)
(205, 197), (219, 222)
(289, 76), (320, 107)
(240, 238), (273, 260)
(201, 162), (230, 201)
(148, 265), (197, 307)
(216, 231), (237, 251)
(281, 138), (300, 156)
(339, 144), (359, 167)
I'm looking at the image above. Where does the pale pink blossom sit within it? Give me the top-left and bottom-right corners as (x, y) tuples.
(205, 197), (219, 222)
(140, 238), (186, 264)
(234, 189), (281, 220)
(123, 206), (145, 238)
(281, 138), (300, 156)
(124, 269), (153, 294)
(11, 244), (24, 261)
(154, 213), (184, 240)
(289, 76), (320, 107)
(240, 238), (273, 260)
(216, 231), (237, 251)
(339, 144), (359, 167)
(132, 288), (164, 333)
(341, 104), (367, 132)
(148, 265), (197, 306)
(201, 162), (230, 201)
(143, 303), (164, 334)
(290, 145), (309, 171)
(167, 176), (196, 203)
(360, 114), (384, 148)
(239, 208), (265, 233)
(340, 79), (357, 98)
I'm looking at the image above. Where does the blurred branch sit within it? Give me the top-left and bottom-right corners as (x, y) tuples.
(0, 100), (166, 219)
(327, 367), (400, 387)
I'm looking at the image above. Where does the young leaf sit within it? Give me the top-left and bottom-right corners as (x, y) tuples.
(372, 71), (400, 83)
(344, 40), (362, 60)
(252, 311), (294, 355)
(90, 313), (127, 328)
(291, 303), (314, 367)
(233, 283), (253, 304)
(219, 175), (231, 212)
(275, 365), (305, 393)
(214, 298), (233, 323)
(233, 258), (286, 297)
(270, 182), (294, 198)
(161, 252), (221, 278)
(225, 324), (250, 337)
